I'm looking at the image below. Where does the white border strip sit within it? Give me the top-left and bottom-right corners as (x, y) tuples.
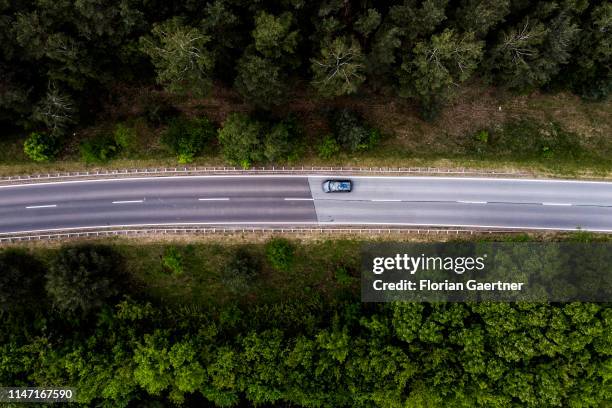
(0, 221), (610, 236)
(1, 174), (611, 189)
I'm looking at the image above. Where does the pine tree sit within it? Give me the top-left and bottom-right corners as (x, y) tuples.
(399, 29), (483, 119)
(311, 36), (366, 97)
(140, 17), (214, 97)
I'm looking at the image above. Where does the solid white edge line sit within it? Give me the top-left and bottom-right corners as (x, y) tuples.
(457, 200), (488, 204)
(371, 199), (402, 202)
(1, 174), (611, 189)
(198, 198), (230, 201)
(25, 204), (57, 209)
(542, 202), (572, 206)
(112, 200), (143, 204)
(0, 221), (610, 236)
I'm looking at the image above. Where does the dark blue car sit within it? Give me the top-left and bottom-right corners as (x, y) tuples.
(322, 180), (352, 193)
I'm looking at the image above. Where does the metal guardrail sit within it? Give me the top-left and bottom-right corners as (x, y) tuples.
(0, 226), (521, 243)
(0, 165), (530, 185)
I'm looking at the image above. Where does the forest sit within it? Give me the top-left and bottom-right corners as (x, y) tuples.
(0, 0), (610, 142)
(1, 238), (611, 407)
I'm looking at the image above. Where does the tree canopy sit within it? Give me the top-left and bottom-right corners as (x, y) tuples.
(0, 0), (608, 132)
(0, 240), (610, 407)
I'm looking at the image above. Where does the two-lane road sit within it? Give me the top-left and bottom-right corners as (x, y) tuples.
(0, 175), (611, 234)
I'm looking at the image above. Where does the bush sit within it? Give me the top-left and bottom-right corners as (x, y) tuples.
(113, 123), (138, 153)
(46, 245), (121, 314)
(317, 134), (341, 159)
(265, 238), (295, 272)
(218, 113), (264, 168)
(474, 129), (489, 143)
(162, 116), (216, 163)
(331, 109), (380, 152)
(263, 117), (301, 163)
(80, 136), (119, 163)
(334, 266), (354, 286)
(23, 131), (59, 162)
(221, 249), (260, 294)
(162, 246), (184, 275)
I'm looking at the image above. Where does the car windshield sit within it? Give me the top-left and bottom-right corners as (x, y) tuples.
(331, 181), (350, 190)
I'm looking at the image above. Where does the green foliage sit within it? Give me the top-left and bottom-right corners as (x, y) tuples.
(389, 0), (449, 43)
(113, 123), (137, 153)
(80, 136), (119, 163)
(140, 17), (214, 97)
(317, 134), (341, 159)
(265, 238), (295, 272)
(469, 119), (596, 164)
(45, 245), (121, 315)
(455, 0), (510, 37)
(162, 116), (216, 163)
(1, 0), (609, 137)
(2, 238), (612, 407)
(334, 265), (353, 286)
(162, 246), (184, 276)
(311, 37), (365, 97)
(331, 108), (380, 152)
(252, 12), (299, 60)
(217, 113), (264, 168)
(474, 129), (489, 143)
(32, 85), (75, 136)
(23, 131), (59, 162)
(263, 117), (301, 163)
(221, 248), (260, 294)
(488, 15), (580, 92)
(400, 29), (483, 120)
(563, 3), (612, 100)
(234, 54), (288, 109)
(355, 9), (381, 37)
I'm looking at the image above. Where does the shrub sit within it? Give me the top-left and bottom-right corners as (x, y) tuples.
(331, 108), (380, 152)
(45, 245), (121, 315)
(334, 266), (354, 286)
(317, 134), (341, 159)
(80, 136), (119, 163)
(162, 117), (215, 163)
(218, 113), (264, 168)
(265, 238), (295, 272)
(162, 246), (184, 275)
(474, 129), (489, 143)
(221, 249), (260, 294)
(113, 123), (138, 152)
(23, 131), (59, 162)
(263, 117), (302, 163)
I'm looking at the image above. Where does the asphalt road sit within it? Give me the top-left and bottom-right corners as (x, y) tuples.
(0, 175), (610, 234)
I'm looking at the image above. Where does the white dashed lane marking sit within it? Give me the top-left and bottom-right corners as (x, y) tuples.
(112, 200), (144, 204)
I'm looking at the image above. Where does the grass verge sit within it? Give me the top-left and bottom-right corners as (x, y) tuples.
(15, 231), (609, 309)
(1, 84), (610, 178)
